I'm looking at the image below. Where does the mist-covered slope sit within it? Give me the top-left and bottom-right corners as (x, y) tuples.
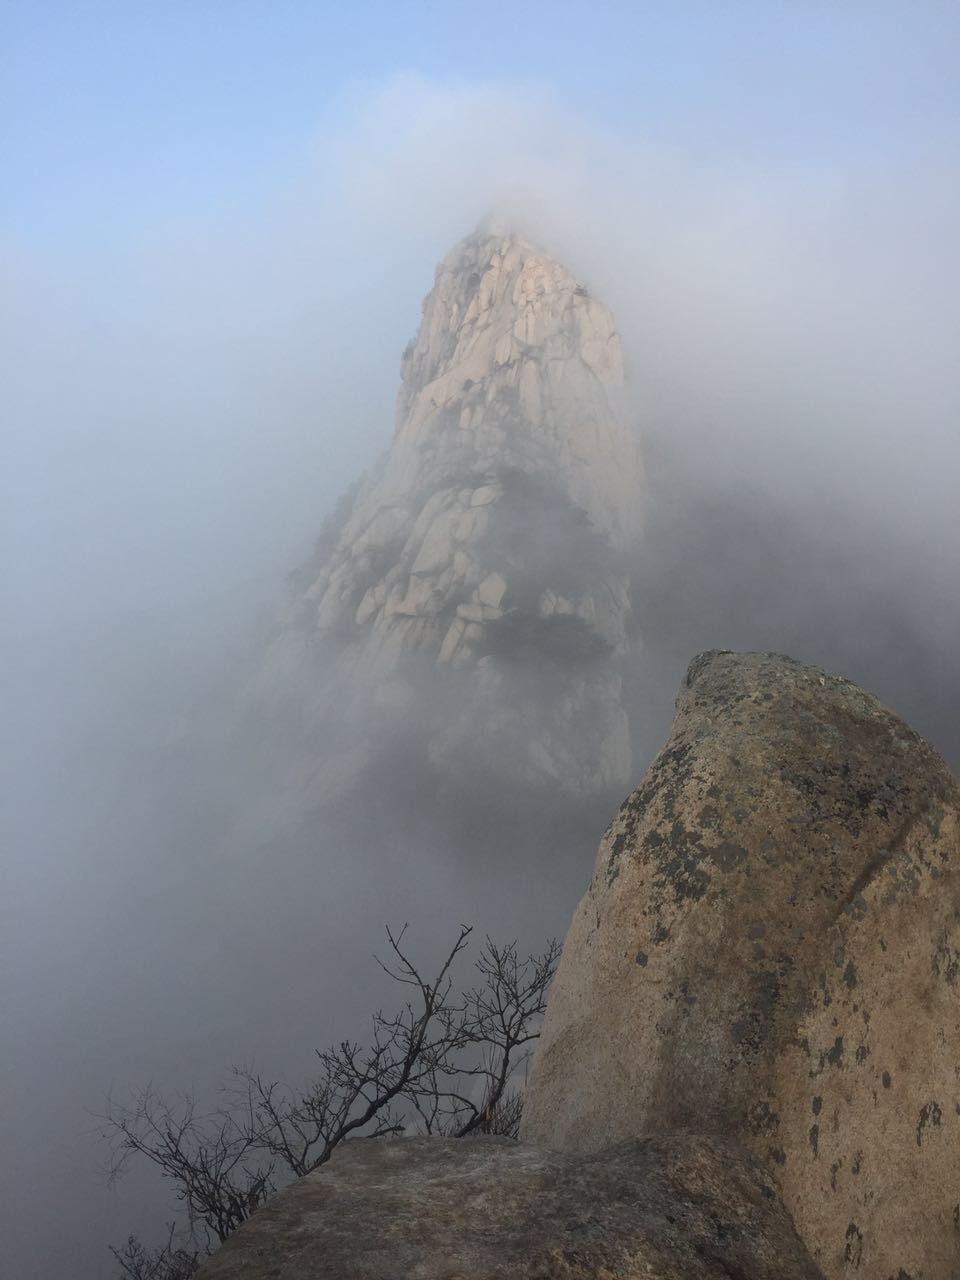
(256, 229), (644, 804)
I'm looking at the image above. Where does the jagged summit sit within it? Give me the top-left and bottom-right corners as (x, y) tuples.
(394, 229), (639, 545)
(259, 229), (644, 800)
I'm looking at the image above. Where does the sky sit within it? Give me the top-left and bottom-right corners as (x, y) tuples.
(4, 4), (960, 1277)
(5, 2), (959, 249)
(5, 3), (960, 629)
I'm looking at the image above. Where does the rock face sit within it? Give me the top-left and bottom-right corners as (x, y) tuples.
(259, 228), (643, 799)
(194, 1133), (822, 1280)
(522, 651), (960, 1280)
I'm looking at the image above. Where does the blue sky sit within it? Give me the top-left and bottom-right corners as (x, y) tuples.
(5, 2), (959, 256)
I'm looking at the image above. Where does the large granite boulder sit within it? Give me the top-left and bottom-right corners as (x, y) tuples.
(522, 650), (960, 1279)
(194, 1132), (822, 1279)
(256, 227), (643, 801)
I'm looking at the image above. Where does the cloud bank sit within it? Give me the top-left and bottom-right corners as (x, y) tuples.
(4, 74), (958, 1278)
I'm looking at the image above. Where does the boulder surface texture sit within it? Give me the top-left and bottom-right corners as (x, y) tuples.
(522, 650), (960, 1280)
(194, 1132), (822, 1280)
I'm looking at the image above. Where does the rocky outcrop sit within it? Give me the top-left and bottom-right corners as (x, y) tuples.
(194, 1133), (822, 1280)
(522, 651), (960, 1280)
(257, 228), (643, 800)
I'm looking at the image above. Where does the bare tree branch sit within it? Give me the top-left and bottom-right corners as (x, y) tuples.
(102, 926), (559, 1277)
(109, 1224), (204, 1280)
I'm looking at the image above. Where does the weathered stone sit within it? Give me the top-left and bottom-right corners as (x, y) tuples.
(194, 1133), (822, 1280)
(257, 227), (645, 798)
(522, 650), (960, 1280)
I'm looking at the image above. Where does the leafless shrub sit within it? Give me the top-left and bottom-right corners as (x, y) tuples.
(101, 926), (558, 1276)
(109, 1225), (203, 1280)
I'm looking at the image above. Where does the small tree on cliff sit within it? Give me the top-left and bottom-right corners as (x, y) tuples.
(101, 926), (559, 1278)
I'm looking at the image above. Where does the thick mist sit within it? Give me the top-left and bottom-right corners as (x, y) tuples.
(5, 78), (959, 1279)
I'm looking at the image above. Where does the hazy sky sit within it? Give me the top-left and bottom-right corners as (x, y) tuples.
(4, 5), (959, 1278)
(6, 2), (960, 253)
(6, 2), (959, 628)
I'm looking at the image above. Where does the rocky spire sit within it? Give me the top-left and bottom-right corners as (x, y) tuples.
(262, 229), (645, 799)
(392, 230), (640, 547)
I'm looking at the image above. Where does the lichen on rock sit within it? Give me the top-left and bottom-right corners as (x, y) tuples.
(521, 650), (960, 1280)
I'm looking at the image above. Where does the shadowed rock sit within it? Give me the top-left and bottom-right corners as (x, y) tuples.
(522, 650), (960, 1280)
(194, 1132), (822, 1279)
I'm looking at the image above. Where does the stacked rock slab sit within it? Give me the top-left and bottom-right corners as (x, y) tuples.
(521, 650), (960, 1280)
(259, 228), (643, 799)
(194, 1133), (822, 1280)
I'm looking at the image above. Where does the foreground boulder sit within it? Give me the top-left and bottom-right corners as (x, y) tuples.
(195, 1132), (821, 1279)
(522, 650), (960, 1279)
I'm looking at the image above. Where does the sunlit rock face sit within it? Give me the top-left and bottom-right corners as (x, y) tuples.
(259, 229), (644, 802)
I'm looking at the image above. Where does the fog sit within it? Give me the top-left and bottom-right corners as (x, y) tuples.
(5, 72), (959, 1278)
